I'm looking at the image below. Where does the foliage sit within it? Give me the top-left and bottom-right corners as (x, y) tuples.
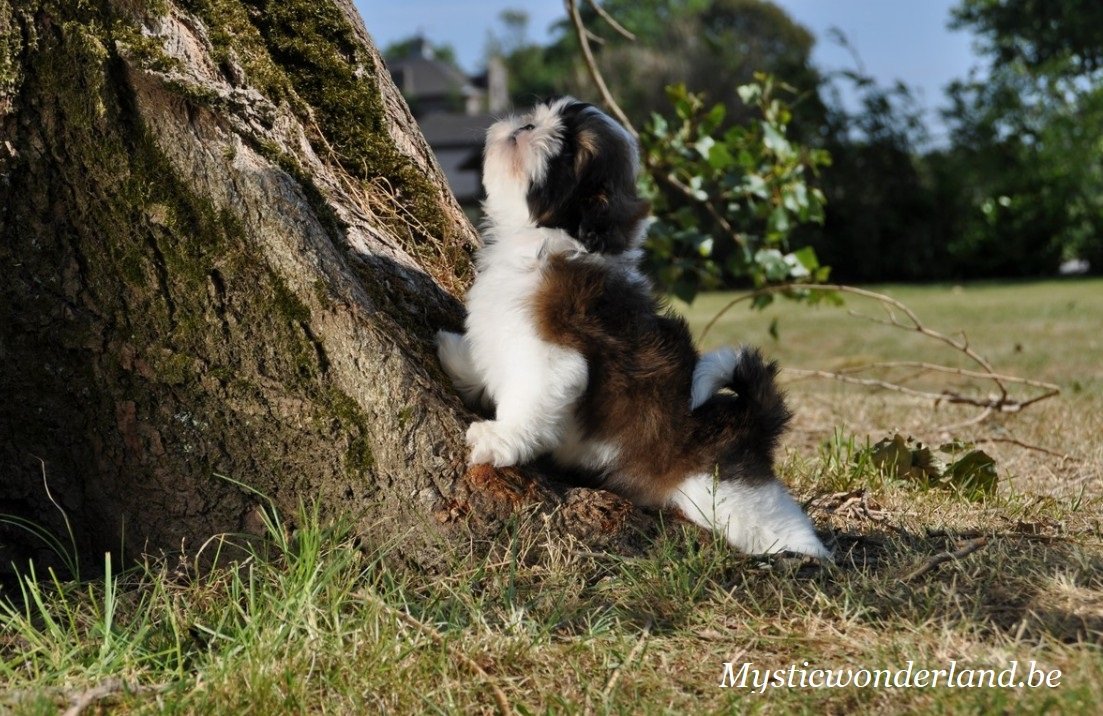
(486, 10), (578, 106)
(491, 0), (826, 135)
(867, 433), (999, 500)
(382, 35), (460, 69)
(639, 76), (830, 302)
(793, 50), (954, 283)
(577, 0), (826, 137)
(950, 0), (1103, 74)
(939, 0), (1103, 274)
(485, 1), (1103, 283)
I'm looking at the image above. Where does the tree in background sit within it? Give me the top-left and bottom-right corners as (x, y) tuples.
(790, 31), (960, 283)
(486, 1), (832, 300)
(487, 0), (1102, 285)
(382, 35), (460, 68)
(940, 0), (1103, 275)
(491, 0), (825, 136)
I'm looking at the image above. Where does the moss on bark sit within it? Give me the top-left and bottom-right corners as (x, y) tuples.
(1, 2), (386, 558)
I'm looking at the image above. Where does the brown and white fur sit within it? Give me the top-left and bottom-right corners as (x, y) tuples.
(437, 98), (829, 559)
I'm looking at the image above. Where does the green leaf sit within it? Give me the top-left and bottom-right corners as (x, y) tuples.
(767, 206), (791, 237)
(649, 112), (668, 137)
(706, 143), (734, 170)
(754, 248), (789, 281)
(737, 83), (760, 105)
(768, 317), (780, 341)
(687, 174), (708, 201)
(762, 123), (794, 159)
(791, 246), (820, 271)
(671, 280), (698, 304)
(700, 103), (726, 135)
(943, 449), (999, 497)
(751, 293), (774, 310)
(744, 173), (768, 198)
(693, 135), (716, 160)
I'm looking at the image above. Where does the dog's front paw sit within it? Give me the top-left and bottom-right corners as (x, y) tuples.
(466, 420), (523, 467)
(760, 526), (833, 562)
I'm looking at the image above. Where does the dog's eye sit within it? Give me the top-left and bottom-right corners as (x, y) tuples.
(519, 123), (536, 132)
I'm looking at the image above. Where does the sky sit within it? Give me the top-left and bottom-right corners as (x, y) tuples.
(355, 0), (980, 138)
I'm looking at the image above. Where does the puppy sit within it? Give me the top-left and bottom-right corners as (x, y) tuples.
(437, 98), (829, 559)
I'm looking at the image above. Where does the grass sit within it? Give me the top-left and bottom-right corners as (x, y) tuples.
(3, 278), (1102, 714)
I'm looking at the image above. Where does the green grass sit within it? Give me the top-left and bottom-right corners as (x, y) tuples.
(3, 279), (1102, 713)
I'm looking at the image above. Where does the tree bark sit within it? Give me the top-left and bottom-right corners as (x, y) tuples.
(0, 0), (646, 573)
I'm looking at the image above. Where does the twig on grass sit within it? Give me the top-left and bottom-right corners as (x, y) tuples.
(354, 589), (513, 715)
(700, 284), (1060, 424)
(601, 619), (652, 700)
(901, 537), (989, 582)
(973, 436), (1081, 462)
(61, 679), (167, 716)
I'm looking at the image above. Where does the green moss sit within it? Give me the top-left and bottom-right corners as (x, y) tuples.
(152, 351), (193, 385)
(181, 0), (298, 107)
(250, 138), (346, 244)
(112, 21), (184, 74)
(230, 1), (458, 265)
(0, 4), (22, 105)
(325, 388), (376, 475)
(9, 2), (409, 500)
(270, 275), (310, 323)
(345, 437), (374, 473)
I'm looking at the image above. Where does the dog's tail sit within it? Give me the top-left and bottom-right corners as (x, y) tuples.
(691, 346), (792, 457)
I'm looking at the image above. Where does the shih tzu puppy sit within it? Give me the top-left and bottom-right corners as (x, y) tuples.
(437, 98), (829, 559)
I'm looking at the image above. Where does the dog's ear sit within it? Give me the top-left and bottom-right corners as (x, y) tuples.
(577, 191), (650, 254)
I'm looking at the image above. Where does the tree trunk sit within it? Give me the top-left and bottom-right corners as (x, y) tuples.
(0, 0), (645, 573)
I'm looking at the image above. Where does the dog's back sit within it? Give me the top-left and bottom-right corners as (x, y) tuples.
(533, 253), (791, 507)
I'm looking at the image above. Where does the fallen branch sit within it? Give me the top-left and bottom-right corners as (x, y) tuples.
(901, 537), (989, 582)
(699, 284), (1060, 421)
(973, 436), (1081, 462)
(355, 589), (512, 715)
(61, 680), (167, 716)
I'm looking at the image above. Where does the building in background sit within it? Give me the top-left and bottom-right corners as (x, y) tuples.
(386, 38), (508, 211)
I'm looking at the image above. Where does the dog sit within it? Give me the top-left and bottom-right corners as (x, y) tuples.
(437, 98), (829, 559)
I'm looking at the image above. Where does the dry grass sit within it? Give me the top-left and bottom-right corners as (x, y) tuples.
(2, 279), (1101, 714)
(687, 278), (1103, 499)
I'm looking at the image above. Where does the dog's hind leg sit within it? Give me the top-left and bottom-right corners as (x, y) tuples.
(436, 331), (493, 411)
(669, 472), (831, 559)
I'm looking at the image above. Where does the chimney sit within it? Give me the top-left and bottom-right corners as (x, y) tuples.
(486, 55), (509, 113)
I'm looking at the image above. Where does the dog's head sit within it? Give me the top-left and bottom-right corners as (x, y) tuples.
(482, 98), (648, 255)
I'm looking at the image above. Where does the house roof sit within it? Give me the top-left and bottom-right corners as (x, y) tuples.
(418, 112), (495, 148)
(388, 54), (480, 100)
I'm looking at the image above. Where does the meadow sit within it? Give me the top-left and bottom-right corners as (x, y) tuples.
(2, 279), (1101, 714)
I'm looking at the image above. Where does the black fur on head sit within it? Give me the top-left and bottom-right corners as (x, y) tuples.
(526, 100), (649, 255)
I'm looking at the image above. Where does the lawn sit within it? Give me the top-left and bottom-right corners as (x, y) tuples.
(2, 279), (1101, 714)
